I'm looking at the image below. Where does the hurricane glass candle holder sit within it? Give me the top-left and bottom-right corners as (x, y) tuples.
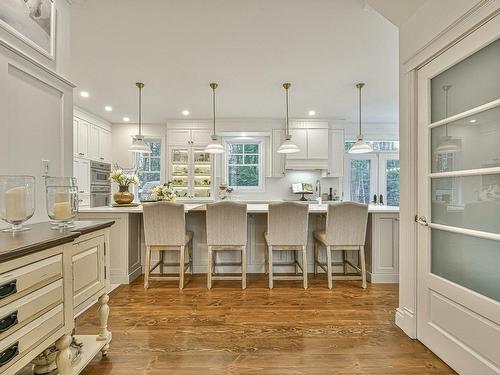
(46, 186), (78, 229)
(0, 175), (36, 232)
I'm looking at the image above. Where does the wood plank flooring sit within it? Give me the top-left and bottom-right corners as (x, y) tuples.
(77, 275), (455, 374)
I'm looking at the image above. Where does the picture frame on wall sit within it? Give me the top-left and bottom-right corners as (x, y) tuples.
(0, 0), (56, 60)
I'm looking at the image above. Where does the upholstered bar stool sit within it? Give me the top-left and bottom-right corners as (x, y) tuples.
(206, 201), (247, 289)
(264, 202), (309, 289)
(313, 202), (369, 289)
(143, 202), (193, 289)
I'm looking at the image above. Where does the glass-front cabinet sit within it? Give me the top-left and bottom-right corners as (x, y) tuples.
(169, 146), (214, 200)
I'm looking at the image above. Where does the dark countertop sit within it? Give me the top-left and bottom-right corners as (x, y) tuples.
(0, 220), (115, 263)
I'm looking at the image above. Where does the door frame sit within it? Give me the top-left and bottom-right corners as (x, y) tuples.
(396, 0), (500, 342)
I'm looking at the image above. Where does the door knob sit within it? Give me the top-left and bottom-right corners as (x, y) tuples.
(414, 215), (428, 226)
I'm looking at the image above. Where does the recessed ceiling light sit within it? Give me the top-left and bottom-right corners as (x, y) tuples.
(469, 119), (477, 123)
(308, 110), (316, 116)
(104, 106), (113, 112)
(123, 117), (130, 122)
(182, 110), (190, 116)
(80, 91), (89, 98)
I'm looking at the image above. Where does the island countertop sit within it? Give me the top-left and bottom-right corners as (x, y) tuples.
(0, 220), (115, 262)
(79, 203), (400, 214)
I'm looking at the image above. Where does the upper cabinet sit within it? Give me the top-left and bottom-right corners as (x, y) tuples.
(271, 124), (344, 176)
(74, 118), (89, 158)
(73, 115), (112, 163)
(167, 129), (212, 146)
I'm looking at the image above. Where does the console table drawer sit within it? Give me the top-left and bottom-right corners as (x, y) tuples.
(0, 255), (62, 307)
(0, 304), (63, 373)
(0, 279), (63, 339)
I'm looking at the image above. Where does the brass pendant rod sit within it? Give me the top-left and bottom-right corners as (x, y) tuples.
(136, 82), (145, 136)
(210, 83), (218, 138)
(283, 82), (291, 138)
(356, 83), (365, 137)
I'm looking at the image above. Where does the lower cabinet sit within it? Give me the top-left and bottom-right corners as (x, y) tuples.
(364, 213), (399, 283)
(0, 227), (112, 375)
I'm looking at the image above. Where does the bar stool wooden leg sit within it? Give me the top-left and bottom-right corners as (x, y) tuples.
(313, 240), (318, 276)
(179, 246), (185, 289)
(326, 245), (333, 289)
(359, 245), (367, 289)
(293, 250), (298, 275)
(268, 245), (273, 289)
(242, 245), (247, 289)
(342, 250), (347, 275)
(207, 246), (213, 289)
(159, 250), (164, 275)
(189, 240), (193, 275)
(302, 245), (308, 289)
(144, 246), (151, 289)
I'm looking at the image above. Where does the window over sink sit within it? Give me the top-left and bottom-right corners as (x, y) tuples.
(224, 139), (264, 191)
(134, 138), (162, 198)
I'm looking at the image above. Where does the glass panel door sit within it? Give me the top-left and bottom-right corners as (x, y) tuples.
(170, 147), (189, 198)
(192, 149), (212, 199)
(417, 29), (500, 374)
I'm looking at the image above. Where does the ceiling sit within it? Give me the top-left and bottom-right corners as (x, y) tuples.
(71, 0), (399, 125)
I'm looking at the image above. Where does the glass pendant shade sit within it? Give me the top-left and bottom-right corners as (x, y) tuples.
(435, 135), (459, 154)
(204, 137), (225, 154)
(129, 135), (151, 153)
(128, 82), (151, 154)
(277, 137), (300, 154)
(348, 136), (373, 154)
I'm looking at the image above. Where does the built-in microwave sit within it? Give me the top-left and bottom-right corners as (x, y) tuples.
(90, 161), (111, 185)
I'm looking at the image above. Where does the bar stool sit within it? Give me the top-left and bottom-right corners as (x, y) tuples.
(264, 202), (309, 289)
(313, 202), (368, 289)
(206, 201), (247, 289)
(143, 202), (193, 289)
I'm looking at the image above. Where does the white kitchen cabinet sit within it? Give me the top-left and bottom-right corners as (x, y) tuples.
(167, 129), (212, 146)
(89, 125), (100, 160)
(271, 129), (286, 177)
(74, 118), (89, 158)
(325, 129), (344, 177)
(364, 213), (399, 283)
(285, 128), (329, 170)
(98, 128), (112, 162)
(286, 129), (308, 159)
(73, 158), (90, 207)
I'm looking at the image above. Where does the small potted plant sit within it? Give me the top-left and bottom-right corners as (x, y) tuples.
(110, 167), (140, 204)
(152, 182), (177, 202)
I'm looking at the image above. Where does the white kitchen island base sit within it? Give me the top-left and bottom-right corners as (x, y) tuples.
(78, 204), (399, 285)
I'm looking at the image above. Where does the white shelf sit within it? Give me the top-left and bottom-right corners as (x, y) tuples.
(70, 335), (108, 375)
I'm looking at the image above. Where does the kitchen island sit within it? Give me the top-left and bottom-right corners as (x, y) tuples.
(78, 203), (400, 284)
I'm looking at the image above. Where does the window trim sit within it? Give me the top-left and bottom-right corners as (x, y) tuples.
(223, 137), (265, 192)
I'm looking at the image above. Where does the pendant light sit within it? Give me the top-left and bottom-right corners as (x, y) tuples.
(435, 85), (459, 154)
(348, 83), (372, 154)
(204, 83), (225, 154)
(128, 82), (151, 154)
(277, 82), (300, 154)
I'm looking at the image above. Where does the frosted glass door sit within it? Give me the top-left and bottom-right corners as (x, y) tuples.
(192, 149), (212, 199)
(417, 28), (500, 374)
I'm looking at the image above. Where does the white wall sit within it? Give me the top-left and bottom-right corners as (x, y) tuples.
(0, 0), (73, 226)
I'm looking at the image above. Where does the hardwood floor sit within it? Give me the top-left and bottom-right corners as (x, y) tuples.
(77, 275), (455, 374)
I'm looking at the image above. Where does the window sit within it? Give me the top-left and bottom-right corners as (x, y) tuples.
(135, 138), (162, 198)
(225, 140), (263, 190)
(344, 141), (400, 206)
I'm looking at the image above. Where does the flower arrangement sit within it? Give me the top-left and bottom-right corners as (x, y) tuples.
(152, 182), (177, 202)
(110, 168), (140, 187)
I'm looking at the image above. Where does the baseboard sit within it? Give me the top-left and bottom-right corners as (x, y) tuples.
(367, 272), (399, 283)
(395, 306), (416, 339)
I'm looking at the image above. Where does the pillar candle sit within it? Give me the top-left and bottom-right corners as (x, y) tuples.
(5, 186), (27, 221)
(53, 201), (72, 220)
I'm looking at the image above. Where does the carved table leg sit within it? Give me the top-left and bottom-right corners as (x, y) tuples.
(55, 335), (73, 375)
(97, 293), (112, 356)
